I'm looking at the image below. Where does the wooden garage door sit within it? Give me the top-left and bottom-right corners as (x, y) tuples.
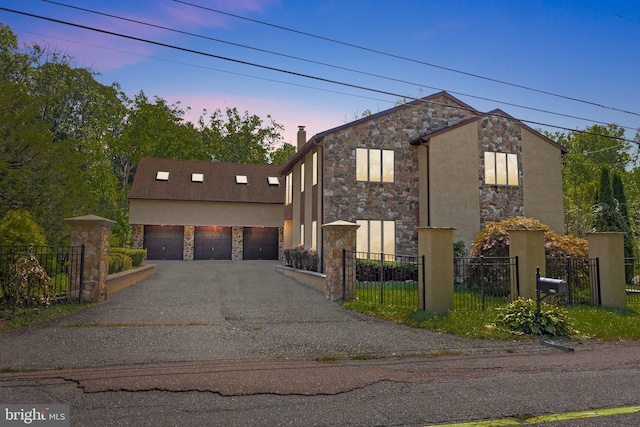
(194, 226), (232, 260)
(144, 226), (184, 260)
(243, 227), (279, 260)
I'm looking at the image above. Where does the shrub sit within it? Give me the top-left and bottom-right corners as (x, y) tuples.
(110, 247), (146, 267)
(495, 298), (573, 337)
(1, 249), (52, 309)
(355, 258), (418, 282)
(0, 210), (47, 246)
(108, 253), (133, 274)
(284, 245), (319, 272)
(471, 217), (588, 258)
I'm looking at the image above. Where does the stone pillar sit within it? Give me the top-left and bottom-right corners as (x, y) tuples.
(508, 229), (545, 301)
(588, 232), (626, 308)
(322, 220), (359, 301)
(184, 226), (195, 261)
(418, 227), (454, 312)
(232, 227), (243, 261)
(130, 225), (144, 250)
(65, 215), (115, 302)
(278, 227), (284, 261)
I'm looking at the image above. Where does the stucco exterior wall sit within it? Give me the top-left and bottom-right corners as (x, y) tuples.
(129, 200), (283, 227)
(521, 128), (565, 234)
(428, 121), (481, 245)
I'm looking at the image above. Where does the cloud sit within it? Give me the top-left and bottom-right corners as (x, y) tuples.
(159, 0), (281, 29)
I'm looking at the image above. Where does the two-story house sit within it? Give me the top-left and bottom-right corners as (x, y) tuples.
(280, 91), (566, 262)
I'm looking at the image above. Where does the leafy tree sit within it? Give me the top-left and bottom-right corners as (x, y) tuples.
(199, 107), (284, 164)
(592, 167), (624, 232)
(109, 92), (201, 188)
(0, 210), (47, 246)
(269, 143), (296, 166)
(551, 124), (637, 237)
(0, 80), (93, 243)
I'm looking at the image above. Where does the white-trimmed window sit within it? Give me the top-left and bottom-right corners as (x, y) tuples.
(356, 148), (394, 183)
(484, 152), (519, 186)
(356, 220), (395, 257)
(285, 173), (293, 205)
(300, 224), (305, 246)
(300, 162), (305, 193)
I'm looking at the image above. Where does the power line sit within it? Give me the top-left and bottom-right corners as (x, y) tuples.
(12, 27), (391, 105)
(1, 6), (637, 146)
(566, 0), (640, 24)
(173, 0), (640, 119)
(39, 0), (639, 132)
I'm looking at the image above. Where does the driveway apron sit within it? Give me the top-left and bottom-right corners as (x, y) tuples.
(0, 261), (540, 370)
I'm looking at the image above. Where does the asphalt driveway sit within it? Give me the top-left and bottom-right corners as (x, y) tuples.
(0, 261), (542, 370)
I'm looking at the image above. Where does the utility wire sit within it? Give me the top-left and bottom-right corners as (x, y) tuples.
(1, 6), (637, 146)
(172, 0), (640, 119)
(39, 0), (640, 132)
(566, 0), (640, 24)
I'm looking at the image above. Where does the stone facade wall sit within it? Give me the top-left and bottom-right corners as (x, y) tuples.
(478, 115), (524, 228)
(130, 225), (144, 250)
(183, 226), (195, 261)
(232, 226), (243, 260)
(322, 94), (476, 256)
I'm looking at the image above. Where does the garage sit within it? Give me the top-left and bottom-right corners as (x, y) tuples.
(144, 225), (184, 260)
(243, 227), (279, 260)
(194, 226), (232, 260)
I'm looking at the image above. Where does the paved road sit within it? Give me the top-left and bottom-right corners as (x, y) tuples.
(0, 261), (639, 426)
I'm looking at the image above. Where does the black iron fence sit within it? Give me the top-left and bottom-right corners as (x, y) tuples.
(545, 257), (600, 306)
(454, 256), (518, 310)
(625, 258), (640, 305)
(0, 245), (84, 306)
(344, 251), (422, 309)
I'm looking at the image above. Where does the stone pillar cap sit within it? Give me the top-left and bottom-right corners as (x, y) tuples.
(322, 220), (360, 228)
(65, 214), (116, 227)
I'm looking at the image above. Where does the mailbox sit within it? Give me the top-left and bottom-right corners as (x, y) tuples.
(535, 267), (567, 310)
(537, 277), (567, 295)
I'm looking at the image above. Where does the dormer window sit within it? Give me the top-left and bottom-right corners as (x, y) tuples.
(156, 171), (169, 181)
(236, 175), (248, 184)
(192, 173), (204, 183)
(267, 176), (280, 186)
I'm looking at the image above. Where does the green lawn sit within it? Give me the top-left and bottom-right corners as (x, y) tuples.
(342, 300), (640, 341)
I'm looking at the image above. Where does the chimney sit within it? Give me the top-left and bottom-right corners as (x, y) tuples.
(297, 125), (306, 150)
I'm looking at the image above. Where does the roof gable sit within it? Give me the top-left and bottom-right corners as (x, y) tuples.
(130, 157), (284, 204)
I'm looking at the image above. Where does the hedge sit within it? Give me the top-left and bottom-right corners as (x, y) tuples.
(110, 247), (147, 267)
(108, 253), (133, 274)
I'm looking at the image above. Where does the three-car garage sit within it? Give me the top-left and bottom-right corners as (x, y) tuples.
(129, 158), (285, 262)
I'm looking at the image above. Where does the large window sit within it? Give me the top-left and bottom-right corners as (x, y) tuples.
(356, 220), (395, 257)
(285, 173), (293, 205)
(300, 162), (305, 192)
(356, 148), (394, 183)
(484, 152), (519, 186)
(312, 152), (318, 186)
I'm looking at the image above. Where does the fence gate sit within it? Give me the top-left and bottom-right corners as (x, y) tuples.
(343, 250), (423, 309)
(545, 257), (600, 306)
